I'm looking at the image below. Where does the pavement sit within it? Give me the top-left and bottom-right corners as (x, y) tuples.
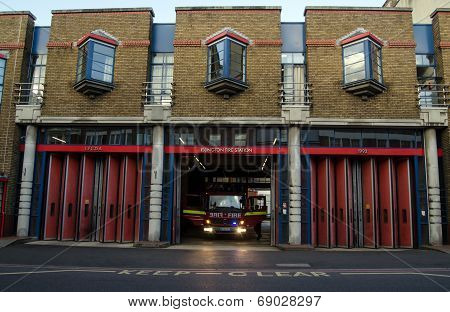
(0, 239), (449, 292)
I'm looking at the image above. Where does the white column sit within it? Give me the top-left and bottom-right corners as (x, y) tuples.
(16, 125), (37, 237)
(148, 125), (164, 241)
(424, 128), (442, 246)
(288, 126), (302, 245)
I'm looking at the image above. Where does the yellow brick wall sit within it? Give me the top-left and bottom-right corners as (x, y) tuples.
(0, 13), (34, 235)
(171, 9), (281, 118)
(306, 10), (419, 119)
(41, 11), (152, 118)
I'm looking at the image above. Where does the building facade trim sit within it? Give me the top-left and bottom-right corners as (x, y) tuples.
(173, 39), (202, 47)
(307, 39), (415, 48)
(0, 43), (25, 50)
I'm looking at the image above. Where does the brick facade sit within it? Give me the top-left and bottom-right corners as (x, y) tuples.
(171, 8), (281, 118)
(0, 12), (35, 235)
(432, 10), (450, 241)
(41, 9), (153, 118)
(305, 7), (419, 120)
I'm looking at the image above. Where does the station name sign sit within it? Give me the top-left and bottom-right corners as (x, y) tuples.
(200, 147), (253, 154)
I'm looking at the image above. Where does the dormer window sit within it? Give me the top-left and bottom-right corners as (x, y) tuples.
(205, 29), (249, 98)
(74, 30), (118, 97)
(341, 32), (386, 98)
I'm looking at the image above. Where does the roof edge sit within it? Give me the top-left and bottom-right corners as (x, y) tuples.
(304, 6), (413, 16)
(431, 8), (450, 19)
(52, 7), (154, 17)
(175, 6), (281, 11)
(0, 11), (36, 20)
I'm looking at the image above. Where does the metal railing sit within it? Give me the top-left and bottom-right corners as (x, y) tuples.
(14, 83), (45, 106)
(279, 82), (312, 105)
(417, 84), (449, 108)
(142, 82), (174, 106)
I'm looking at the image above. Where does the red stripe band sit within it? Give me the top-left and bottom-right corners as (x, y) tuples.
(21, 145), (443, 157)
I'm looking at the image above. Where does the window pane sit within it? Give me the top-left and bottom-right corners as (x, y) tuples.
(93, 43), (115, 57)
(93, 52), (114, 66)
(371, 43), (382, 82)
(91, 70), (112, 83)
(343, 42), (364, 57)
(209, 134), (221, 146)
(208, 41), (225, 81)
(234, 133), (247, 146)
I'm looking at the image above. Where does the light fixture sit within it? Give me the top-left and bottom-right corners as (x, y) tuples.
(52, 136), (67, 144)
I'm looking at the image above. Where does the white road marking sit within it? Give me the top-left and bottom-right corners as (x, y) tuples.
(340, 272), (450, 278)
(276, 263), (311, 268)
(0, 269), (116, 276)
(195, 272), (223, 275)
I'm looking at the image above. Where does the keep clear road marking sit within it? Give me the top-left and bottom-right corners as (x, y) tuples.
(116, 270), (331, 278)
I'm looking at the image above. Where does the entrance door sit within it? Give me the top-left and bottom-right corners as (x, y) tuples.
(44, 154), (64, 240)
(92, 157), (105, 242)
(60, 154), (81, 240)
(395, 159), (414, 248)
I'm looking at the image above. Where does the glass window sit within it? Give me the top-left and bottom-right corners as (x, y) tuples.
(28, 54), (46, 105)
(281, 53), (306, 104)
(175, 132), (195, 145)
(334, 130), (361, 147)
(234, 133), (247, 146)
(0, 57), (6, 109)
(207, 39), (246, 83)
(209, 134), (221, 146)
(76, 40), (116, 85)
(343, 39), (383, 85)
(149, 53), (174, 105)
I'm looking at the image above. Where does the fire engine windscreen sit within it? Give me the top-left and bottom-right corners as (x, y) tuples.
(209, 196), (242, 210)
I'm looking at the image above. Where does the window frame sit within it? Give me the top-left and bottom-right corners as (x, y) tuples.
(149, 52), (174, 105)
(76, 39), (116, 86)
(207, 37), (247, 84)
(342, 38), (384, 86)
(0, 56), (6, 110)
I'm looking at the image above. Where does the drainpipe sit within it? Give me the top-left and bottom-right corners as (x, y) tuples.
(17, 125), (37, 237)
(424, 128), (442, 246)
(288, 126), (302, 245)
(148, 125), (164, 241)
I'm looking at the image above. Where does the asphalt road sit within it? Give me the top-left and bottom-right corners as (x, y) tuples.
(0, 242), (449, 291)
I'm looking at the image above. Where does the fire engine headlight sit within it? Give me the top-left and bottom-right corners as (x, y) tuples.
(239, 220), (245, 225)
(205, 219), (211, 225)
(237, 227), (247, 234)
(204, 227), (213, 233)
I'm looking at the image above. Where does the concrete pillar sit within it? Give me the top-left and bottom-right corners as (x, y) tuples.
(424, 128), (442, 246)
(16, 125), (37, 237)
(148, 125), (164, 241)
(288, 126), (302, 245)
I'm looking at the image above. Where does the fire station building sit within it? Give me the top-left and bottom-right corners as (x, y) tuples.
(0, 4), (449, 248)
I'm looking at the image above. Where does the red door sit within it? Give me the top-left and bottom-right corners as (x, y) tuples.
(122, 156), (138, 242)
(134, 157), (143, 242)
(103, 155), (121, 242)
(316, 158), (330, 247)
(362, 159), (376, 248)
(335, 158), (350, 248)
(377, 158), (394, 248)
(60, 155), (81, 240)
(44, 154), (64, 240)
(310, 158), (317, 247)
(396, 159), (414, 248)
(329, 158), (336, 247)
(78, 155), (95, 241)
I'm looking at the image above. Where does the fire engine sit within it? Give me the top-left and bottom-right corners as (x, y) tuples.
(182, 192), (267, 236)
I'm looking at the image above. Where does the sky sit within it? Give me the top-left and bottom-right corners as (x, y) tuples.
(1, 0), (385, 25)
